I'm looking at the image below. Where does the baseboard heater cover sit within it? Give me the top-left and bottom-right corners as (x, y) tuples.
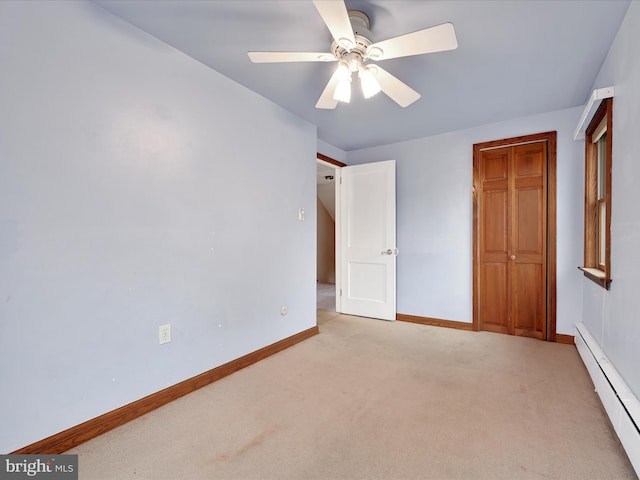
(574, 322), (640, 475)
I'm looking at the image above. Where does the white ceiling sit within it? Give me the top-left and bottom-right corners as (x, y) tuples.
(93, 0), (630, 151)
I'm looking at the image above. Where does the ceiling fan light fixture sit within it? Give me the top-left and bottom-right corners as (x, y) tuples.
(333, 60), (352, 103)
(359, 65), (381, 99)
(248, 2), (458, 110)
(335, 60), (350, 81)
(333, 79), (351, 103)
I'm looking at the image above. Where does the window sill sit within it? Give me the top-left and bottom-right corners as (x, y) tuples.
(578, 267), (612, 290)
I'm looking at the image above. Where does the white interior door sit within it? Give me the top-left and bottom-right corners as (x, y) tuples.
(340, 160), (396, 320)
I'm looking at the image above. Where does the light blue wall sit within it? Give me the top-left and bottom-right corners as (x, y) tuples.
(347, 107), (584, 334)
(582, 1), (640, 399)
(0, 1), (317, 452)
(317, 139), (347, 164)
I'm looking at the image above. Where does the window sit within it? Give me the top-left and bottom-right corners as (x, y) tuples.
(581, 98), (612, 289)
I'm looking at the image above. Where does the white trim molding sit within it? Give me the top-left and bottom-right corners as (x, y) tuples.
(573, 86), (615, 140)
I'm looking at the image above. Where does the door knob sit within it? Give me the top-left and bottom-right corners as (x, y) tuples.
(382, 248), (399, 256)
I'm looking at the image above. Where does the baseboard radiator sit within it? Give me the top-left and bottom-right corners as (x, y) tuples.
(574, 322), (640, 475)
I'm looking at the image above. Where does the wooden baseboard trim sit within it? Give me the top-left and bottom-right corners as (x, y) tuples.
(396, 313), (474, 331)
(555, 333), (575, 345)
(12, 325), (319, 455)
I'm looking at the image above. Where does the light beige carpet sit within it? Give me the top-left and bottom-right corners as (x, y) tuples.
(68, 311), (637, 479)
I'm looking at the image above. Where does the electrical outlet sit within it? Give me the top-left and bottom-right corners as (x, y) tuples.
(281, 305), (288, 316)
(159, 324), (171, 344)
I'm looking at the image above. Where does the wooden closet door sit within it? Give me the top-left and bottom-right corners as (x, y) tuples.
(479, 148), (510, 334)
(511, 142), (547, 339)
(478, 142), (547, 339)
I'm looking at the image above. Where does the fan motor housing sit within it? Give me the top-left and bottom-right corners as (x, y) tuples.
(331, 11), (375, 62)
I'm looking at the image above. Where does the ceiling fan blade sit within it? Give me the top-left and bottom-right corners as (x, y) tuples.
(312, 0), (356, 51)
(315, 68), (342, 109)
(368, 23), (458, 61)
(372, 66), (421, 108)
(248, 51), (336, 63)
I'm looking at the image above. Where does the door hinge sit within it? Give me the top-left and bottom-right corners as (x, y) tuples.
(340, 289), (343, 296)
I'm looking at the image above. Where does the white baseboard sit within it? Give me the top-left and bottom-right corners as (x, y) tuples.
(575, 322), (640, 475)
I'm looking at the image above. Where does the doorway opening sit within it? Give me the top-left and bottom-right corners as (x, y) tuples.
(316, 153), (345, 312)
(316, 153), (397, 321)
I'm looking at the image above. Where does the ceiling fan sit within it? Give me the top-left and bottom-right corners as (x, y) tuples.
(248, 0), (458, 109)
